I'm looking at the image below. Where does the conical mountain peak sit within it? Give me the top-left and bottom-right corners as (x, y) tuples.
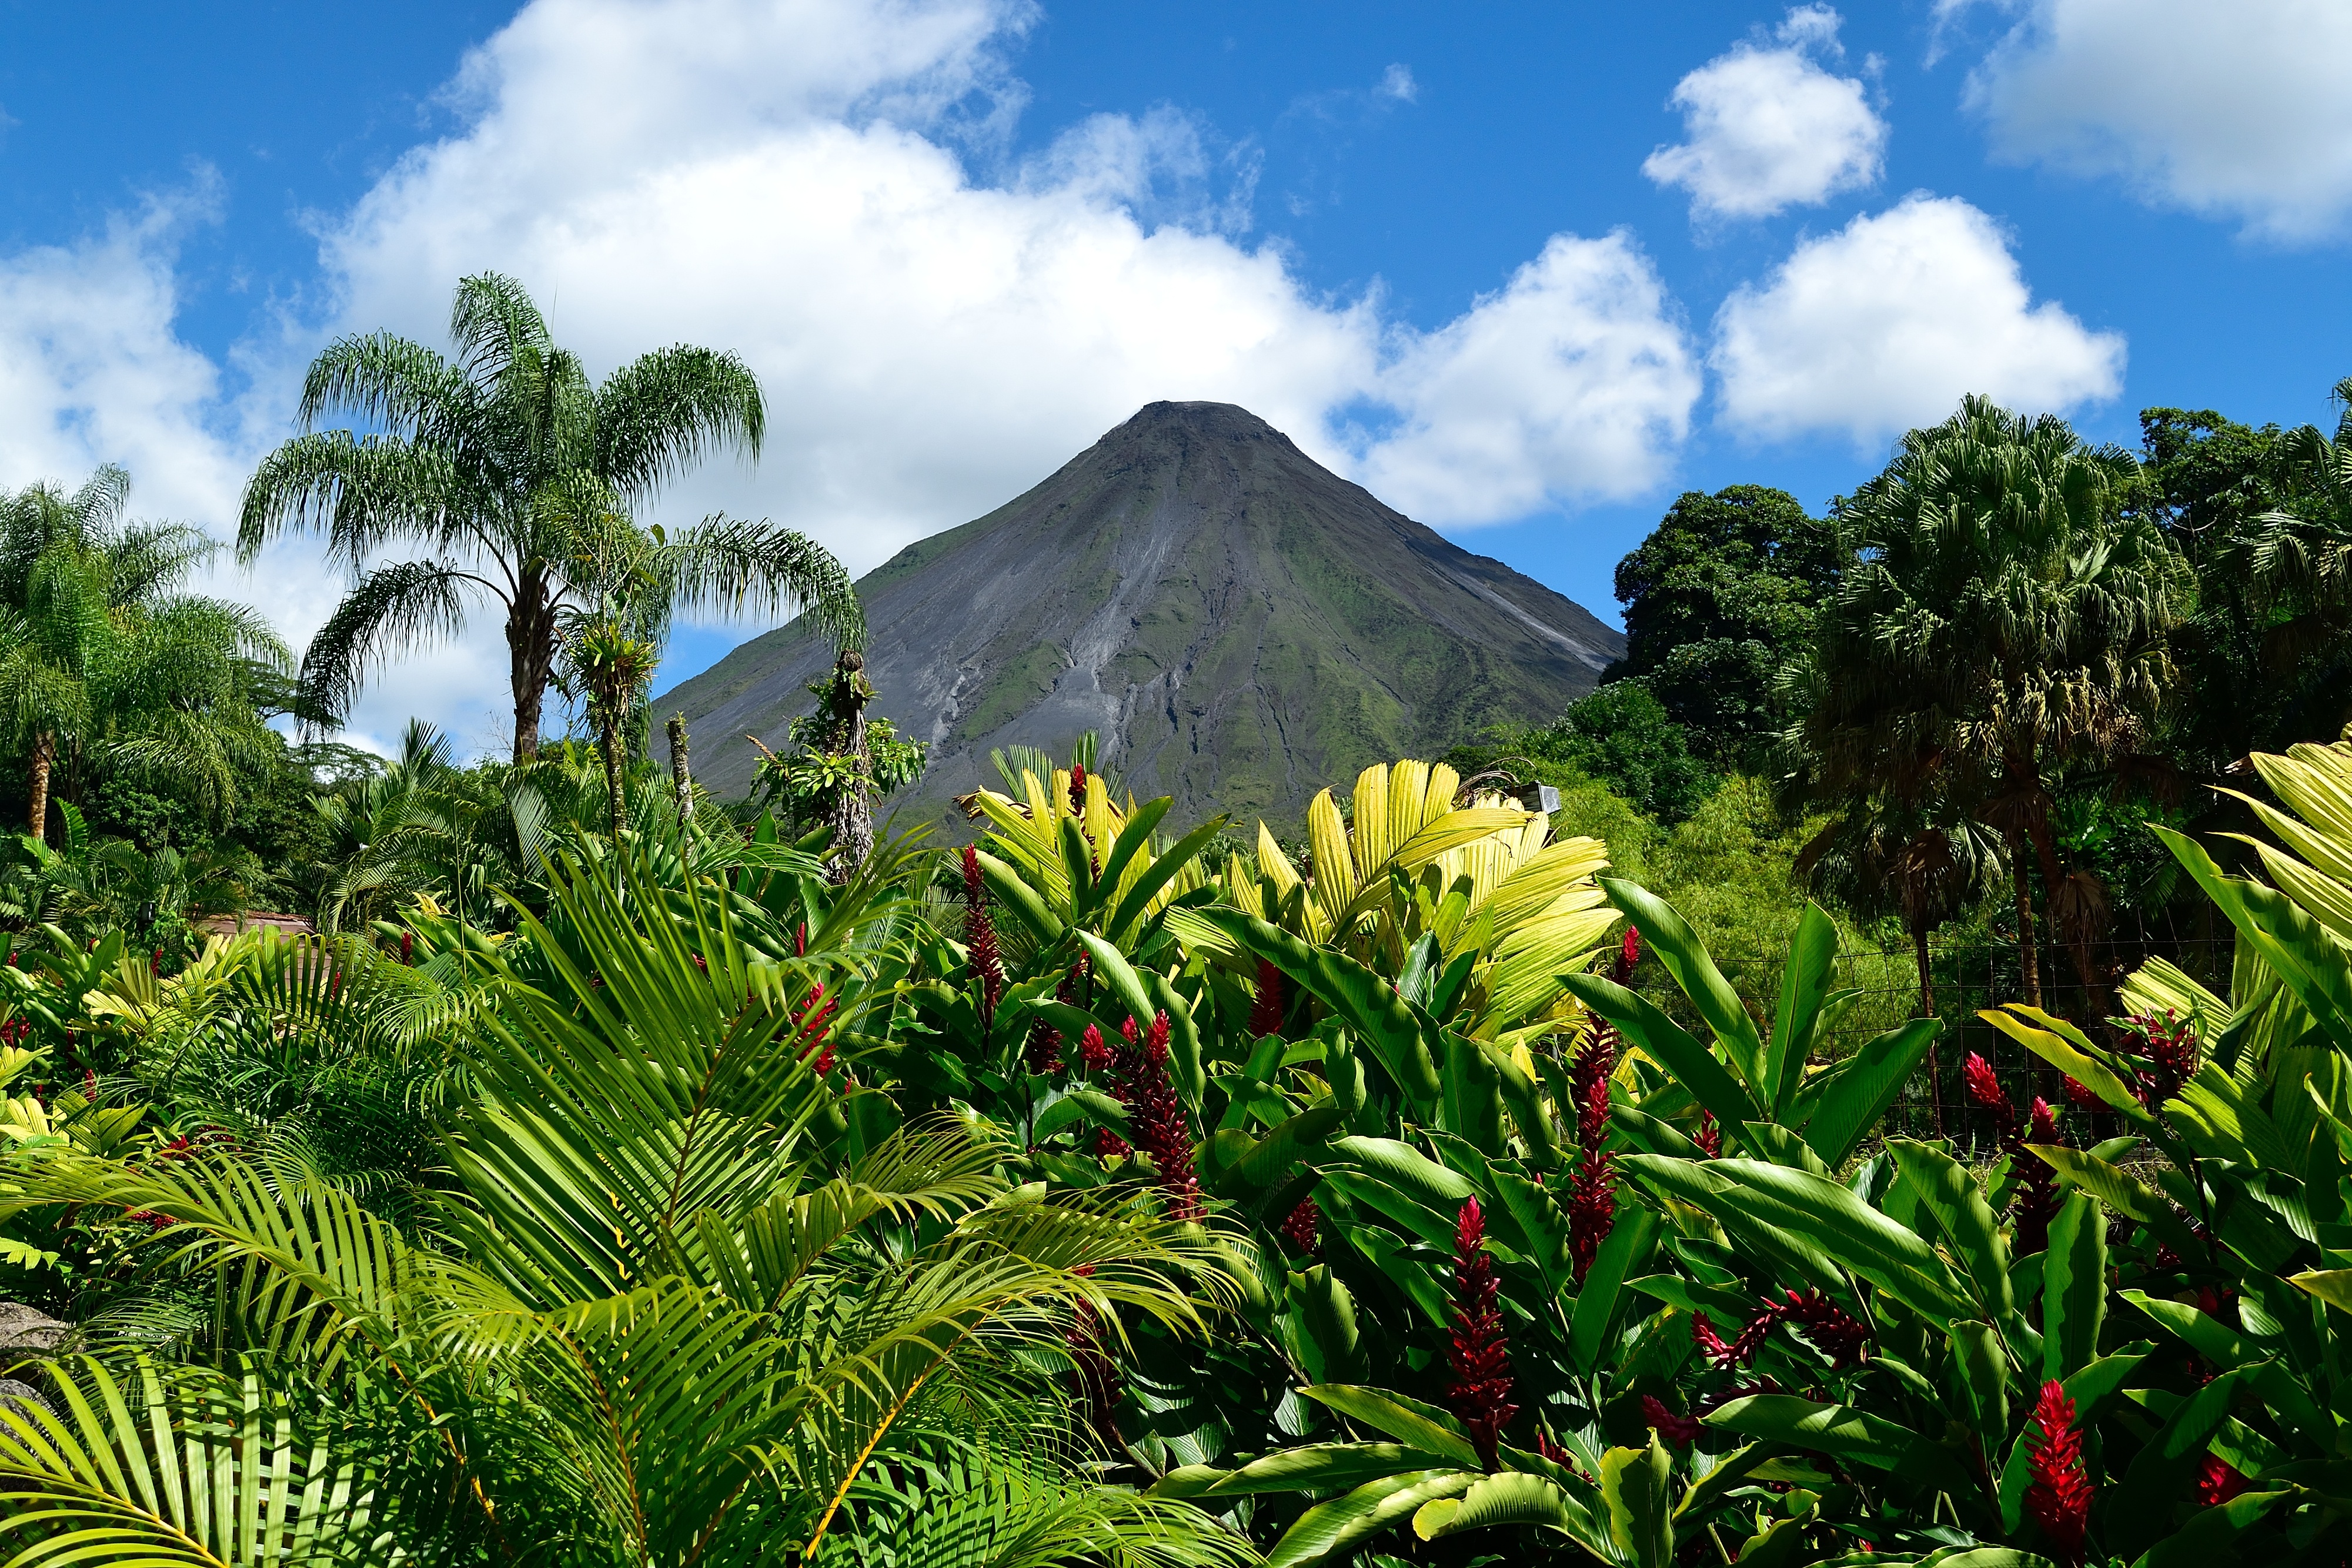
(660, 404), (1622, 827)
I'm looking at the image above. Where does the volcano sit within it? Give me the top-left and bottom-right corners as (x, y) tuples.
(657, 402), (1622, 828)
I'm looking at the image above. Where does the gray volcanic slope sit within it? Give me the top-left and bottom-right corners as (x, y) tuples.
(657, 401), (1623, 830)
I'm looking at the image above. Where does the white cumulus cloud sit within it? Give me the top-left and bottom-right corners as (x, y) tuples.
(1956, 0), (2352, 242)
(1359, 232), (1699, 523)
(1711, 193), (2124, 447)
(1643, 7), (1886, 221)
(282, 0), (1698, 745)
(0, 0), (1702, 755)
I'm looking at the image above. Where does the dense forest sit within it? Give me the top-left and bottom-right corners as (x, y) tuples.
(0, 279), (2350, 1565)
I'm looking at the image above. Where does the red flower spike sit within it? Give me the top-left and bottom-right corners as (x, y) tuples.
(1067, 763), (1088, 815)
(793, 984), (838, 1074)
(1642, 1394), (1704, 1448)
(1779, 1288), (1869, 1368)
(1092, 1126), (1132, 1160)
(1279, 1198), (1319, 1253)
(960, 846), (1005, 1033)
(2012, 1097), (2063, 1255)
(1613, 925), (1641, 985)
(1445, 1199), (1517, 1468)
(2196, 1452), (2249, 1507)
(1962, 1051), (2014, 1123)
(1532, 1429), (1580, 1472)
(1108, 1011), (1200, 1221)
(1077, 1023), (1113, 1072)
(1250, 958), (1285, 1040)
(2024, 1380), (2093, 1568)
(398, 930), (414, 967)
(1566, 1027), (1618, 1283)
(2129, 1009), (2199, 1110)
(1694, 1111), (1721, 1159)
(2062, 1075), (2106, 1112)
(1692, 1310), (1736, 1368)
(1027, 959), (1088, 1076)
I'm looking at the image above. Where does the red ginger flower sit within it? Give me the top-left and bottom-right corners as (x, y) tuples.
(1067, 763), (1088, 814)
(1111, 1011), (1200, 1221)
(1077, 1022), (1114, 1072)
(1445, 1198), (1516, 1468)
(1612, 925), (1641, 985)
(793, 983), (838, 1074)
(1962, 1051), (2014, 1124)
(1695, 1291), (1867, 1370)
(960, 847), (1005, 1033)
(2062, 1075), (2107, 1112)
(2130, 1009), (2199, 1109)
(1566, 1027), (1618, 1283)
(2024, 1379), (2093, 1568)
(1694, 1111), (1720, 1159)
(1279, 1198), (1319, 1253)
(1642, 1395), (1705, 1447)
(1027, 958), (1088, 1076)
(1532, 1429), (1580, 1472)
(1092, 1126), (1132, 1160)
(2197, 1452), (2249, 1507)
(1250, 958), (1285, 1039)
(2013, 1096), (2063, 1254)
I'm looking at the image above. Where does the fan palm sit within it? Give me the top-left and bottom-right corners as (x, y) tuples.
(239, 272), (864, 763)
(1782, 395), (2188, 1006)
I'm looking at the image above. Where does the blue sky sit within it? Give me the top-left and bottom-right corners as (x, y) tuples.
(3, 0), (2348, 752)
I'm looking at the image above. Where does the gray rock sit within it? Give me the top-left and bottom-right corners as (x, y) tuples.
(0, 1378), (54, 1421)
(0, 1302), (73, 1357)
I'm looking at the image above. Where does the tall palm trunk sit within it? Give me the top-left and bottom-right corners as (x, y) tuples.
(667, 713), (694, 823)
(1909, 920), (1942, 1137)
(2026, 814), (2105, 1002)
(822, 648), (873, 881)
(25, 730), (53, 845)
(597, 706), (626, 843)
(507, 579), (557, 764)
(2004, 823), (2041, 1009)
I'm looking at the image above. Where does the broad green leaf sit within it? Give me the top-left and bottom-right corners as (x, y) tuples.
(1302, 1386), (1482, 1469)
(1562, 972), (1762, 1138)
(1571, 1205), (1661, 1375)
(1602, 878), (1767, 1098)
(1482, 1038), (1564, 1170)
(1197, 1442), (1427, 1497)
(1074, 932), (1157, 1034)
(1624, 1155), (1966, 1324)
(1705, 1395), (1973, 1493)
(1767, 902), (1840, 1115)
(1105, 814), (1230, 942)
(1946, 1318), (2010, 1459)
(2040, 1193), (2106, 1382)
(1492, 1166), (1575, 1295)
(1145, 968), (1207, 1111)
(973, 850), (1063, 944)
(1887, 1139), (2013, 1329)
(1599, 1435), (1675, 1568)
(2109, 1370), (2245, 1557)
(1263, 1470), (1478, 1568)
(1800, 1018), (1940, 1168)
(1081, 797), (1172, 924)
(1201, 909), (1443, 1112)
(2137, 1490), (2288, 1568)
(1285, 1265), (1365, 1386)
(2123, 1290), (2257, 1369)
(2032, 1145), (2207, 1261)
(1413, 1470), (1608, 1554)
(1980, 1005), (2152, 1126)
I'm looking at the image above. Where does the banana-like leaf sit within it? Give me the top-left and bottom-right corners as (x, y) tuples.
(1262, 1469), (1477, 1568)
(1193, 1443), (1428, 1497)
(1766, 902), (1841, 1116)
(1570, 1205), (1661, 1375)
(1200, 910), (1443, 1112)
(2040, 1193), (2106, 1382)
(1704, 1394), (1974, 1494)
(1414, 1470), (1611, 1558)
(1300, 1386), (1482, 1470)
(1599, 1435), (1673, 1568)
(1562, 973), (1762, 1140)
(1799, 1018), (1940, 1167)
(1601, 878), (1766, 1098)
(1886, 1139), (2014, 1331)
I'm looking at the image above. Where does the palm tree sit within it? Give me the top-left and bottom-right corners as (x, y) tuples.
(0, 853), (1248, 1566)
(0, 469), (289, 844)
(556, 599), (662, 841)
(239, 272), (863, 764)
(1783, 396), (2189, 1007)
